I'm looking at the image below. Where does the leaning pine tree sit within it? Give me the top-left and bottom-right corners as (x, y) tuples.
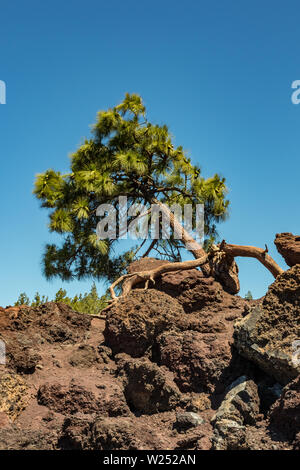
(34, 94), (283, 306)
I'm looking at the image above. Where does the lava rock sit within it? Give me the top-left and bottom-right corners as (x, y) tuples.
(175, 412), (204, 432)
(211, 376), (260, 450)
(116, 355), (182, 414)
(269, 374), (300, 443)
(234, 265), (300, 384)
(104, 289), (185, 357)
(274, 233), (300, 267)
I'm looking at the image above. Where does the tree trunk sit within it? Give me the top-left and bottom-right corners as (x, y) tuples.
(151, 198), (240, 293)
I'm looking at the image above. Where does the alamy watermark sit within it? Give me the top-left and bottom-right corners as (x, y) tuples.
(0, 80), (6, 104)
(291, 80), (300, 104)
(0, 339), (6, 365)
(96, 196), (204, 247)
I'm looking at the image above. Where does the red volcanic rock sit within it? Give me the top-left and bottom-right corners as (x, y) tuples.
(115, 355), (182, 414)
(104, 289), (185, 357)
(37, 381), (130, 417)
(274, 232), (300, 267)
(0, 254), (298, 451)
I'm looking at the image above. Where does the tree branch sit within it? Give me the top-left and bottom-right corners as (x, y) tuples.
(220, 241), (284, 278)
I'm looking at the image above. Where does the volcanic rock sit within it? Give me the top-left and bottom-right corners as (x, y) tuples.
(274, 232), (300, 267)
(104, 289), (185, 357)
(116, 355), (182, 414)
(234, 265), (300, 384)
(211, 376), (260, 450)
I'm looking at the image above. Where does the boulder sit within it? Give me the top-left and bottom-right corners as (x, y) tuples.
(211, 376), (260, 450)
(104, 289), (185, 357)
(116, 355), (182, 414)
(269, 374), (300, 443)
(128, 257), (224, 312)
(59, 416), (162, 450)
(234, 265), (300, 384)
(158, 330), (232, 394)
(157, 329), (252, 395)
(274, 233), (300, 267)
(37, 380), (130, 417)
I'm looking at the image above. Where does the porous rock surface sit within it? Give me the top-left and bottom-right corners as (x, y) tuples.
(274, 232), (300, 267)
(234, 265), (300, 384)
(0, 258), (299, 450)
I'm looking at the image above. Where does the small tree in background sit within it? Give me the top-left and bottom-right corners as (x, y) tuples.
(15, 292), (30, 306)
(244, 290), (253, 300)
(14, 284), (109, 315)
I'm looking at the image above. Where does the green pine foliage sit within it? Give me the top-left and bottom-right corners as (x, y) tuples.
(14, 292), (30, 306)
(14, 283), (109, 315)
(34, 93), (229, 283)
(244, 290), (253, 300)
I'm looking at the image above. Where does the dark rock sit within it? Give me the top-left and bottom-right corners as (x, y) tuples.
(104, 289), (185, 357)
(274, 233), (300, 267)
(8, 346), (42, 374)
(234, 265), (300, 384)
(212, 376), (260, 426)
(175, 412), (204, 432)
(37, 381), (130, 417)
(269, 375), (300, 442)
(116, 355), (182, 414)
(69, 344), (99, 368)
(211, 376), (260, 450)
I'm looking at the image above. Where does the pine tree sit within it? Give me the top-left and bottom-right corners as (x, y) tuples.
(244, 290), (253, 300)
(15, 292), (30, 306)
(34, 93), (229, 284)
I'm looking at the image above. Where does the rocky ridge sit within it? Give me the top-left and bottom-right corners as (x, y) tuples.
(0, 252), (299, 450)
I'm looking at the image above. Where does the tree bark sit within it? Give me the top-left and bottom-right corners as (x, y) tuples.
(151, 198), (240, 293)
(103, 240), (285, 307)
(221, 242), (284, 278)
(152, 198), (206, 259)
(104, 253), (209, 306)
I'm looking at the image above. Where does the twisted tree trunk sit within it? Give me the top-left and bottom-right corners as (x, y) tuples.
(101, 200), (285, 310)
(152, 198), (240, 294)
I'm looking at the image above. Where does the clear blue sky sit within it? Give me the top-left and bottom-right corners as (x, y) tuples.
(0, 0), (299, 305)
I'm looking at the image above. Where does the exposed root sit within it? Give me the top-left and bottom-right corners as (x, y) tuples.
(100, 254), (209, 313)
(101, 239), (285, 315)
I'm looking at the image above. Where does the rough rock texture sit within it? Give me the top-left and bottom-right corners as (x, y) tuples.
(115, 355), (182, 414)
(175, 412), (204, 432)
(274, 232), (300, 267)
(128, 258), (224, 312)
(269, 375), (300, 442)
(104, 289), (185, 358)
(0, 372), (29, 420)
(0, 256), (299, 450)
(37, 381), (129, 416)
(234, 265), (300, 384)
(157, 329), (249, 396)
(211, 376), (260, 450)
